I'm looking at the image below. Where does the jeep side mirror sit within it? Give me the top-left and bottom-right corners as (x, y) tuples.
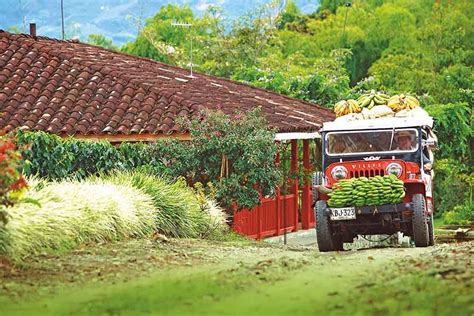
(422, 139), (437, 149)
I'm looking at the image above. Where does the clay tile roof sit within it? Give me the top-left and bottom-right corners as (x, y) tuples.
(0, 30), (334, 138)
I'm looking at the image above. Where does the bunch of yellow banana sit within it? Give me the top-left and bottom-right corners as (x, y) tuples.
(334, 99), (361, 117)
(357, 90), (390, 109)
(387, 94), (420, 112)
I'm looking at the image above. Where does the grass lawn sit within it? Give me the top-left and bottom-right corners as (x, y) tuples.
(1, 239), (472, 315)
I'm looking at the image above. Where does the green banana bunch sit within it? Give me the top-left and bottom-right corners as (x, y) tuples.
(327, 174), (405, 208)
(357, 90), (390, 110)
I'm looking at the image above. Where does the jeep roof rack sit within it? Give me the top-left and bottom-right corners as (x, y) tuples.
(321, 116), (433, 132)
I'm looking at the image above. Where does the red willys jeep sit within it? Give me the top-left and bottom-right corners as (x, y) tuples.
(313, 116), (438, 252)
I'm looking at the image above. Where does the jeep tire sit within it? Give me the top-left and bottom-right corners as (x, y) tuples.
(312, 171), (324, 203)
(315, 200), (342, 252)
(412, 194), (429, 247)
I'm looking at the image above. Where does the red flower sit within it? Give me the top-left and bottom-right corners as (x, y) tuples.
(10, 176), (27, 191)
(0, 141), (15, 153)
(1, 133), (26, 207)
(8, 142), (15, 150)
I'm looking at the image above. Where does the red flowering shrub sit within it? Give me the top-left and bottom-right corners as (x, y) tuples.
(151, 108), (282, 209)
(0, 132), (27, 224)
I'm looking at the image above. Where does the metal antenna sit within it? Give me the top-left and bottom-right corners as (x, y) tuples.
(61, 0), (65, 39)
(171, 21), (193, 77)
(341, 2), (352, 46)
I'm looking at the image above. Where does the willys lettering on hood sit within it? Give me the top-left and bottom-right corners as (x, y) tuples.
(351, 162), (383, 169)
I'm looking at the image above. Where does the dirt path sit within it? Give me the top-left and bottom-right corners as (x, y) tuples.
(0, 239), (472, 315)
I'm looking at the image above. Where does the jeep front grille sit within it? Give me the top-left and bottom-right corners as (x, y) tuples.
(350, 169), (385, 178)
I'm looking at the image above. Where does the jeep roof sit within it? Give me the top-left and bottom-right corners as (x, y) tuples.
(321, 116), (434, 132)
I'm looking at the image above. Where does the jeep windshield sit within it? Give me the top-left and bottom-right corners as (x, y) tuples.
(326, 129), (418, 156)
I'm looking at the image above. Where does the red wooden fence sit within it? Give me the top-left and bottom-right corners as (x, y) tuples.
(232, 139), (316, 239)
(233, 193), (298, 239)
(232, 191), (315, 239)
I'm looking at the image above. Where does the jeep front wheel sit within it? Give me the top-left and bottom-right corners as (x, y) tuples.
(312, 171), (324, 202)
(315, 201), (342, 252)
(412, 194), (429, 247)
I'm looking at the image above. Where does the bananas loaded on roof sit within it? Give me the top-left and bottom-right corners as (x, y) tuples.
(387, 94), (420, 112)
(327, 174), (405, 208)
(334, 99), (361, 117)
(357, 90), (390, 110)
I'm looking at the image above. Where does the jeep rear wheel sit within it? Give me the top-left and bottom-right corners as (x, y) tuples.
(412, 194), (429, 247)
(315, 201), (342, 252)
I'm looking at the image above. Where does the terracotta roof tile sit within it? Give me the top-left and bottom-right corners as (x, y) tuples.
(0, 30), (334, 137)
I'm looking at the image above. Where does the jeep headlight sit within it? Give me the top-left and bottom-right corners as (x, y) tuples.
(386, 163), (403, 177)
(331, 166), (348, 180)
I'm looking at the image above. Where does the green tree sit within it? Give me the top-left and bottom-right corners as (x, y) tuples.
(201, 1), (280, 77)
(319, 0), (348, 14)
(121, 4), (220, 67)
(88, 34), (118, 51)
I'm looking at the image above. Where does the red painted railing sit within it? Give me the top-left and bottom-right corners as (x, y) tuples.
(232, 139), (316, 239)
(232, 191), (315, 239)
(233, 193), (298, 239)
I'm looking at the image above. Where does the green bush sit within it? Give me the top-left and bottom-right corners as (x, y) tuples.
(15, 131), (166, 180)
(16, 130), (74, 179)
(65, 137), (125, 178)
(433, 159), (472, 214)
(118, 142), (164, 172)
(425, 103), (472, 222)
(148, 139), (197, 180)
(443, 202), (474, 225)
(150, 108), (282, 209)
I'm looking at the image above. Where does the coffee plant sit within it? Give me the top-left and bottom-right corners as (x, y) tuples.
(15, 131), (167, 180)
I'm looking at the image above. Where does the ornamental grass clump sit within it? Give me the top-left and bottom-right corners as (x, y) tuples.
(103, 171), (212, 238)
(0, 180), (156, 260)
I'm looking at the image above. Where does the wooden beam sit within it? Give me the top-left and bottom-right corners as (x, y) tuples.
(275, 142), (281, 236)
(275, 132), (320, 141)
(301, 139), (312, 229)
(291, 139), (299, 232)
(73, 133), (192, 142)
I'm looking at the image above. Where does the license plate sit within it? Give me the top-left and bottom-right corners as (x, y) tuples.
(330, 207), (356, 220)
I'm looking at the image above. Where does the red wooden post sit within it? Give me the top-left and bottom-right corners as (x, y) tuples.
(275, 146), (281, 236)
(291, 139), (299, 232)
(301, 139), (311, 229)
(257, 193), (263, 239)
